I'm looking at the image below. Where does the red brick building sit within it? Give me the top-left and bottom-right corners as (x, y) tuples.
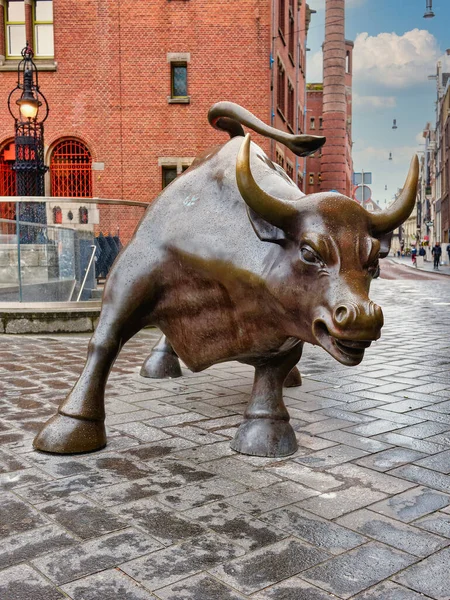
(0, 0), (315, 241)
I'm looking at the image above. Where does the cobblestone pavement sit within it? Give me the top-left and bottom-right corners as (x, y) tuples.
(1, 276), (450, 599)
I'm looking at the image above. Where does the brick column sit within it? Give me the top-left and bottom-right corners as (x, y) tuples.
(25, 0), (33, 48)
(0, 0), (6, 62)
(321, 0), (347, 194)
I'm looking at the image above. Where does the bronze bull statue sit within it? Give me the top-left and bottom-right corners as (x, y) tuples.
(34, 102), (418, 457)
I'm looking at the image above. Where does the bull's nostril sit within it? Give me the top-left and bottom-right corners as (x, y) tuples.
(374, 304), (383, 323)
(334, 305), (349, 324)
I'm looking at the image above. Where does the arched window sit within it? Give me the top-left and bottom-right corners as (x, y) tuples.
(50, 139), (92, 198)
(0, 141), (16, 230)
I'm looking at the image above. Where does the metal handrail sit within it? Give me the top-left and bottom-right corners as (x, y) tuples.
(0, 196), (149, 207)
(76, 245), (97, 302)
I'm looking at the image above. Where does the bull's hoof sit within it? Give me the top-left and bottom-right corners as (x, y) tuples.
(231, 419), (298, 457)
(284, 366), (302, 387)
(33, 413), (106, 454)
(140, 351), (182, 379)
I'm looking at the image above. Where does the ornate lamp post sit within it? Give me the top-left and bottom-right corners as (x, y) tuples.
(7, 43), (49, 230)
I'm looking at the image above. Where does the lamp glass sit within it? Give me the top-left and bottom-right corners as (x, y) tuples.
(19, 100), (39, 119)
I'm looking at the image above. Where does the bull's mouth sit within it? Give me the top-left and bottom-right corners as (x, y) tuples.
(313, 320), (374, 366)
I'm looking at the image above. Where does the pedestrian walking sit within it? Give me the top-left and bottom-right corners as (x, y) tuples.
(411, 246), (417, 266)
(446, 242), (450, 265)
(432, 242), (442, 270)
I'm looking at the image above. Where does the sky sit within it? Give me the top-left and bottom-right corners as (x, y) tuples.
(306, 0), (450, 205)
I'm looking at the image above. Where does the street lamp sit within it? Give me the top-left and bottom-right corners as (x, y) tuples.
(7, 43), (49, 232)
(424, 0), (435, 18)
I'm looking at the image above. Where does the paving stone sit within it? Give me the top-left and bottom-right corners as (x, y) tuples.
(337, 508), (449, 557)
(111, 422), (173, 442)
(0, 491), (50, 538)
(372, 432), (448, 454)
(25, 451), (95, 477)
(369, 486), (450, 522)
(154, 572), (246, 599)
(162, 425), (228, 445)
(226, 480), (319, 515)
(351, 580), (433, 599)
(61, 569), (158, 599)
(319, 430), (392, 452)
(413, 449), (450, 474)
(261, 504), (367, 554)
(209, 537), (331, 595)
(0, 563), (65, 600)
(267, 463), (342, 492)
(393, 546), (450, 599)
(144, 412), (207, 428)
(40, 494), (128, 539)
(294, 444), (369, 468)
(325, 463), (415, 494)
(345, 419), (406, 436)
(125, 437), (197, 461)
(0, 523), (76, 569)
(112, 497), (208, 545)
(83, 452), (156, 480)
(155, 476), (248, 510)
(201, 457), (280, 488)
(415, 511), (450, 538)
(251, 577), (338, 599)
(361, 408), (425, 426)
(0, 465), (54, 490)
(121, 532), (245, 590)
(297, 485), (387, 519)
(355, 448), (428, 472)
(302, 542), (416, 599)
(32, 527), (163, 585)
(184, 501), (287, 551)
(388, 464), (450, 494)
(394, 421), (450, 439)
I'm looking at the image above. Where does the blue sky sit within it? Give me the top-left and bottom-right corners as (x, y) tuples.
(306, 0), (450, 204)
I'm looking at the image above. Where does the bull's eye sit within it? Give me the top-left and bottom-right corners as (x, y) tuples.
(300, 246), (323, 266)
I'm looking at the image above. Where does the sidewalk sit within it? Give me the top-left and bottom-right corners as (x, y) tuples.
(389, 254), (450, 276)
(0, 276), (450, 599)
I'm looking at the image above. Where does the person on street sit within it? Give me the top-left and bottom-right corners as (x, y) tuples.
(411, 246), (417, 266)
(446, 242), (450, 265)
(432, 242), (442, 270)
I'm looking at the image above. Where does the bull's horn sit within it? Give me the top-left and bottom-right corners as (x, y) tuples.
(236, 134), (298, 229)
(370, 155), (419, 236)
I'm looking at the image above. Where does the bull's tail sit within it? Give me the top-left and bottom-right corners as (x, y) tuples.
(208, 101), (326, 157)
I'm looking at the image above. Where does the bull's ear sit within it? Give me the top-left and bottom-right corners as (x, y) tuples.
(247, 207), (287, 243)
(379, 231), (393, 258)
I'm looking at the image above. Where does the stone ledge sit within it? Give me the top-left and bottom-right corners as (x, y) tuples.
(0, 302), (101, 334)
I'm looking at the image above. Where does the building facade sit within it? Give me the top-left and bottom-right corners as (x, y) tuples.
(0, 0), (315, 241)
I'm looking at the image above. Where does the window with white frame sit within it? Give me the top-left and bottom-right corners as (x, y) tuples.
(3, 0), (54, 59)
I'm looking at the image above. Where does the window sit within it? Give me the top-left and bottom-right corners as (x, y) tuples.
(33, 0), (54, 57)
(309, 173), (314, 185)
(5, 1), (26, 58)
(275, 150), (284, 169)
(286, 162), (293, 180)
(288, 4), (295, 59)
(278, 0), (285, 38)
(319, 116), (323, 129)
(171, 63), (188, 99)
(162, 166), (177, 189)
(310, 117), (315, 130)
(51, 139), (92, 197)
(287, 81), (294, 128)
(277, 60), (285, 116)
(3, 1), (54, 59)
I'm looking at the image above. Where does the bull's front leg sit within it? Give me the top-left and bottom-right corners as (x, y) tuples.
(231, 342), (303, 457)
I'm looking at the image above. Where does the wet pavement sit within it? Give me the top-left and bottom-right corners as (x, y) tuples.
(1, 271), (450, 599)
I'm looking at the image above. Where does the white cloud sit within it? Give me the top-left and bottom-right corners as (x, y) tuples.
(352, 144), (419, 165)
(306, 50), (323, 82)
(353, 93), (397, 110)
(353, 29), (441, 88)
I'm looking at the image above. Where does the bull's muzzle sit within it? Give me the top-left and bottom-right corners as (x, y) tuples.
(313, 300), (384, 366)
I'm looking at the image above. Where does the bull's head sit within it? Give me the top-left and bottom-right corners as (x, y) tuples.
(236, 134), (419, 366)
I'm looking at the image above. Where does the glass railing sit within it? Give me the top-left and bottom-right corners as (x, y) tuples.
(0, 197), (147, 302)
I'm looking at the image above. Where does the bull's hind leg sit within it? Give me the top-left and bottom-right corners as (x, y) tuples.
(231, 343), (303, 457)
(140, 334), (182, 379)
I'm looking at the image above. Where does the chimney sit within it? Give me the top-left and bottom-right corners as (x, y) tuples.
(321, 0), (347, 194)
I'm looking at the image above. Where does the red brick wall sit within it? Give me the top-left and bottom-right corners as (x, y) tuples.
(0, 0), (309, 241)
(305, 88), (323, 195)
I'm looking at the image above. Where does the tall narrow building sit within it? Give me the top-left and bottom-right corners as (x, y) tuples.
(321, 0), (348, 195)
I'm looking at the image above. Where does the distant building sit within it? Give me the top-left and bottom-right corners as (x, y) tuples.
(0, 0), (315, 241)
